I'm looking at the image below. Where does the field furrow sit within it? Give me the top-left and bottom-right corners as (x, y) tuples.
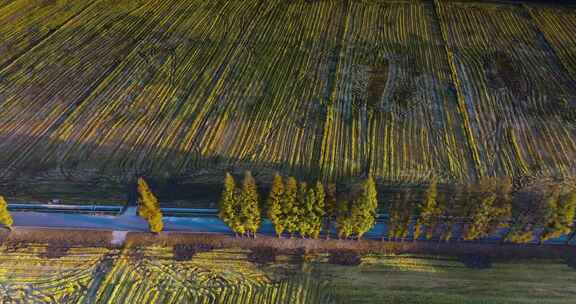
(0, 0), (575, 193)
(526, 5), (576, 83)
(435, 0), (576, 181)
(321, 0), (472, 181)
(38, 0), (344, 180)
(0, 0), (206, 176)
(0, 0), (95, 69)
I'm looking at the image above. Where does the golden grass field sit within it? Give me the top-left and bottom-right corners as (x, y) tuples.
(0, 0), (575, 201)
(0, 244), (334, 303)
(0, 242), (573, 303)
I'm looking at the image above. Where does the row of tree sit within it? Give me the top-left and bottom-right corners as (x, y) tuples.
(389, 178), (576, 243)
(0, 175), (573, 244)
(218, 174), (576, 243)
(218, 173), (379, 239)
(218, 172), (261, 238)
(505, 183), (576, 243)
(390, 178), (513, 242)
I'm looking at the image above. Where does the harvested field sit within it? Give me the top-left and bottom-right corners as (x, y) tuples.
(0, 0), (575, 202)
(0, 238), (573, 303)
(0, 243), (334, 303)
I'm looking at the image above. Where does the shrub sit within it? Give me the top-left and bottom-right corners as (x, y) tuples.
(458, 254), (492, 269)
(328, 250), (362, 266)
(173, 243), (214, 261)
(40, 243), (70, 259)
(248, 246), (278, 264)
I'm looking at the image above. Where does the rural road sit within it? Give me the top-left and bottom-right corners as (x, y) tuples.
(9, 207), (576, 245)
(9, 206), (390, 239)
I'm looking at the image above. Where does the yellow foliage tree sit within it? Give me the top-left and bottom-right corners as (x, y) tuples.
(137, 178), (163, 233)
(0, 196), (12, 230)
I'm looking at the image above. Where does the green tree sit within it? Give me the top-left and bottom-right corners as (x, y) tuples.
(505, 223), (534, 243)
(240, 171), (260, 238)
(439, 186), (464, 242)
(413, 178), (438, 240)
(297, 182), (311, 238)
(505, 186), (539, 244)
(0, 196), (13, 230)
(387, 191), (413, 241)
(387, 194), (401, 241)
(351, 176), (378, 239)
(267, 173), (285, 237)
(230, 188), (246, 237)
(504, 184), (557, 244)
(422, 190), (448, 240)
(557, 189), (576, 236)
(283, 177), (299, 237)
(492, 178), (513, 230)
(541, 187), (576, 241)
(137, 178), (163, 233)
(335, 199), (353, 239)
(324, 183), (338, 239)
(218, 173), (238, 235)
(463, 193), (497, 241)
(310, 181), (325, 239)
(462, 178), (513, 241)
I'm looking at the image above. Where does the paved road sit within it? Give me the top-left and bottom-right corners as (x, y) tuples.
(12, 207), (252, 234)
(11, 206), (387, 237)
(10, 207), (576, 245)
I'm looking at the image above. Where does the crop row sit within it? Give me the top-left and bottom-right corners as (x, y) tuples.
(0, 245), (334, 303)
(0, 245), (109, 303)
(527, 5), (576, 83)
(95, 247), (333, 304)
(0, 0), (575, 186)
(435, 0), (576, 181)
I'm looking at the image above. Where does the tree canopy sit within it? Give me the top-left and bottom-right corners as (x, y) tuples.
(137, 178), (163, 233)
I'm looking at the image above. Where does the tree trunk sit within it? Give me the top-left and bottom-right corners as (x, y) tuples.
(325, 220), (331, 240)
(566, 229), (576, 245)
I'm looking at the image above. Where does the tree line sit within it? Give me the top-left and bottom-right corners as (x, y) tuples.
(218, 172), (378, 239)
(218, 174), (576, 243)
(0, 174), (573, 244)
(388, 178), (576, 243)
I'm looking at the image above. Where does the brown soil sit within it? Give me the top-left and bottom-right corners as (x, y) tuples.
(366, 63), (389, 110)
(1, 229), (574, 262)
(247, 246), (278, 264)
(172, 243), (215, 261)
(492, 52), (528, 101)
(328, 249), (362, 266)
(125, 232), (576, 261)
(1, 228), (112, 248)
(39, 243), (71, 259)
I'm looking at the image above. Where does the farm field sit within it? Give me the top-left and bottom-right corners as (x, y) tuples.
(317, 254), (576, 304)
(0, 0), (575, 203)
(0, 244), (334, 303)
(0, 243), (574, 303)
